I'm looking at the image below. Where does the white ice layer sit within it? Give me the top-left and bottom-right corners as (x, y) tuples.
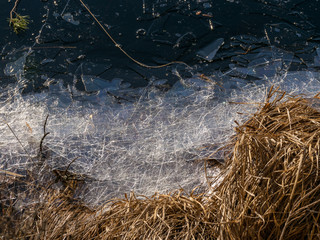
(1, 47), (320, 205)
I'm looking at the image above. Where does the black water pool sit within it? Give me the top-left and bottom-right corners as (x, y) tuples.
(0, 0), (319, 92)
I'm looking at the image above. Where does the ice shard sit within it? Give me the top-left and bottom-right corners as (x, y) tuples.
(197, 38), (224, 62)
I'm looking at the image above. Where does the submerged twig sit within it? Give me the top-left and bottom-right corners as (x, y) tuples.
(78, 0), (191, 69)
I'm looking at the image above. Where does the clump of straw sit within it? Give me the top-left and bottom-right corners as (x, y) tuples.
(94, 190), (217, 239)
(213, 87), (320, 239)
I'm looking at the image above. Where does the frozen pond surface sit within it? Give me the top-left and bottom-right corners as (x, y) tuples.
(1, 0), (319, 90)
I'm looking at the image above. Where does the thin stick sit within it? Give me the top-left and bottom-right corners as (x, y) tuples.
(65, 157), (79, 173)
(43, 114), (49, 136)
(9, 0), (20, 22)
(0, 169), (24, 177)
(4, 120), (30, 159)
(39, 132), (50, 157)
(78, 0), (191, 69)
(39, 115), (50, 158)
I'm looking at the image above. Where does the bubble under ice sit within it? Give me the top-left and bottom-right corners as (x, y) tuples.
(1, 48), (320, 206)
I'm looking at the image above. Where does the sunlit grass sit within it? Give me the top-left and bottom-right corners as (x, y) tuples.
(8, 13), (29, 34)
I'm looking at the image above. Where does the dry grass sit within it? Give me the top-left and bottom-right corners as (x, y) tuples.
(1, 87), (320, 239)
(94, 190), (217, 239)
(213, 87), (320, 239)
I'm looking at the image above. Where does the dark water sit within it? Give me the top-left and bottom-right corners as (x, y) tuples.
(1, 0), (319, 92)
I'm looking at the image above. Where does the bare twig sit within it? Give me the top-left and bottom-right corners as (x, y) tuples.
(38, 114), (50, 163)
(4, 120), (32, 162)
(0, 169), (24, 177)
(9, 0), (20, 22)
(78, 0), (191, 69)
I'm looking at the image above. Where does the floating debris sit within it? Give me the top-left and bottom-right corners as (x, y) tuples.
(197, 38), (224, 62)
(62, 13), (80, 26)
(173, 32), (196, 48)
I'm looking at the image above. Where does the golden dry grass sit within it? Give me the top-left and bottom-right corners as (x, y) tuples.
(212, 88), (320, 239)
(1, 87), (320, 239)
